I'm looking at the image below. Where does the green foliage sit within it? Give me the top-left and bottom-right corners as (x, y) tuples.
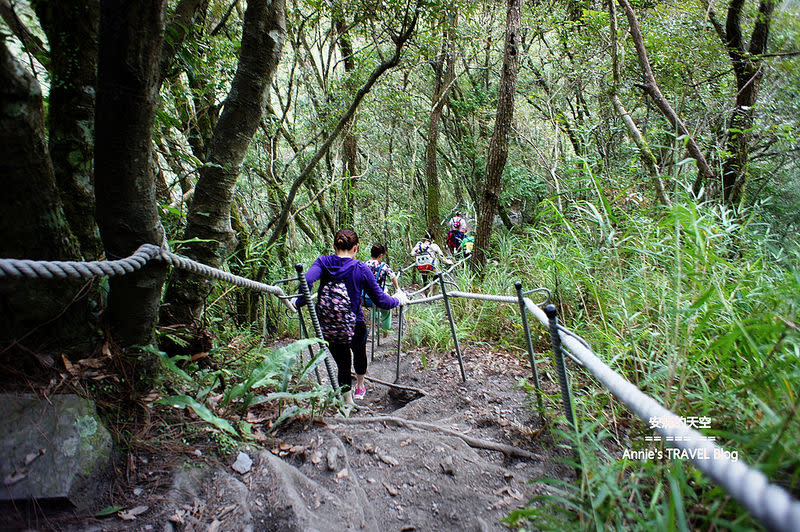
(497, 195), (800, 530)
(154, 339), (337, 439)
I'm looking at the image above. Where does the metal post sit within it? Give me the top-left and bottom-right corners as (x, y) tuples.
(370, 306), (376, 361)
(545, 303), (581, 479)
(295, 264), (338, 389)
(439, 274), (466, 382)
(544, 304), (576, 430)
(297, 306), (322, 385)
(516, 281), (544, 416)
(376, 305), (382, 347)
(395, 305), (404, 382)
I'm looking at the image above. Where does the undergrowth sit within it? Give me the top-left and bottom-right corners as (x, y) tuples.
(493, 198), (800, 530)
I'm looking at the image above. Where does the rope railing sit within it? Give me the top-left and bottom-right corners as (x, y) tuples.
(395, 276), (800, 531)
(2, 246), (798, 530)
(0, 243), (295, 312)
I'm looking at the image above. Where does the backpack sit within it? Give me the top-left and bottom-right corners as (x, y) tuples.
(316, 277), (356, 344)
(362, 262), (386, 308)
(415, 243), (437, 273)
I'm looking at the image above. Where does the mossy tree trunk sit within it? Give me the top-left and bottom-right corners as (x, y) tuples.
(162, 0), (286, 328)
(472, 0), (522, 273)
(94, 0), (169, 376)
(0, 42), (90, 353)
(33, 0), (103, 260)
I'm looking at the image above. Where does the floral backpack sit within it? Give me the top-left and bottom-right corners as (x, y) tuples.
(316, 275), (356, 343)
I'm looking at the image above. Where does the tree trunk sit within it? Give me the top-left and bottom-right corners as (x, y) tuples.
(0, 42), (88, 352)
(94, 0), (168, 360)
(34, 0), (103, 260)
(472, 0), (522, 272)
(617, 0), (716, 190)
(425, 19), (456, 245)
(712, 0), (775, 205)
(607, 0), (670, 206)
(163, 0), (286, 327)
(335, 11), (358, 227)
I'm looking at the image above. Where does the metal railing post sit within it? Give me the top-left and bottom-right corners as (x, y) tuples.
(296, 306), (322, 385)
(370, 305), (376, 361)
(295, 264), (338, 389)
(545, 303), (581, 475)
(395, 305), (404, 382)
(516, 281), (544, 416)
(376, 305), (382, 347)
(544, 304), (576, 430)
(439, 273), (466, 382)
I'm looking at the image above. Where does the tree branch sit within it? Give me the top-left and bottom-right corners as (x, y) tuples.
(266, 7), (418, 248)
(0, 0), (49, 69)
(617, 0), (716, 185)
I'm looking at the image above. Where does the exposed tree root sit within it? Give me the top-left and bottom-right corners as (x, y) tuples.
(357, 374), (427, 396)
(332, 415), (540, 460)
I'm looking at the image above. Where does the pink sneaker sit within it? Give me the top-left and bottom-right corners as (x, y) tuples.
(354, 384), (366, 399)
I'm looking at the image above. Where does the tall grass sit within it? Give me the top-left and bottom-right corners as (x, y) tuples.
(401, 195), (799, 529)
(492, 198), (800, 530)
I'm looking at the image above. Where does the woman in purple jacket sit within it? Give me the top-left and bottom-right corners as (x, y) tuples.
(298, 229), (409, 404)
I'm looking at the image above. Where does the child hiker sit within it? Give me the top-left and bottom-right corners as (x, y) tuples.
(364, 243), (401, 338)
(296, 229), (409, 404)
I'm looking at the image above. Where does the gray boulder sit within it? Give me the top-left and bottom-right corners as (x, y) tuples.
(0, 393), (113, 508)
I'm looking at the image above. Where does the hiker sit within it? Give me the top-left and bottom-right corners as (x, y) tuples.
(410, 233), (450, 295)
(446, 211), (467, 254)
(459, 225), (475, 258)
(297, 229), (409, 405)
(364, 243), (401, 338)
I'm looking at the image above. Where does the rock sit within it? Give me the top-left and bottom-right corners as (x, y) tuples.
(232, 452), (253, 474)
(326, 446), (341, 472)
(0, 393), (112, 508)
(440, 455), (455, 476)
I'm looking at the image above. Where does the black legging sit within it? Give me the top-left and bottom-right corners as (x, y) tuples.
(328, 321), (367, 392)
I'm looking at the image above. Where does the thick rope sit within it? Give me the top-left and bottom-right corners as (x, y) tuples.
(0, 243), (295, 312)
(522, 299), (800, 532)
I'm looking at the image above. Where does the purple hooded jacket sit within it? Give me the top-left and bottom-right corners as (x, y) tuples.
(297, 255), (399, 322)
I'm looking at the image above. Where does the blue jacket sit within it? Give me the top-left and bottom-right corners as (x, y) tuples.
(297, 255), (399, 322)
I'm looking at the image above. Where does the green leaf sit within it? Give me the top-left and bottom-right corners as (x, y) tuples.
(156, 395), (238, 435)
(96, 505), (124, 517)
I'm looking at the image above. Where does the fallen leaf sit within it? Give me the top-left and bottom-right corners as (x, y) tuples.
(382, 482), (399, 496)
(245, 411), (268, 423)
(3, 469), (28, 485)
(24, 449), (45, 465)
(336, 468), (349, 479)
(96, 505), (124, 517)
(78, 357), (105, 369)
(377, 452), (399, 466)
(118, 505), (148, 521)
(279, 441), (292, 451)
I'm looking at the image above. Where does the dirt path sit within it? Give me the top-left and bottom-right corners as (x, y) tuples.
(241, 320), (572, 531)
(4, 316), (572, 531)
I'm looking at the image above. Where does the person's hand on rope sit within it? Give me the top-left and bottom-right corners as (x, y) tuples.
(394, 289), (410, 306)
